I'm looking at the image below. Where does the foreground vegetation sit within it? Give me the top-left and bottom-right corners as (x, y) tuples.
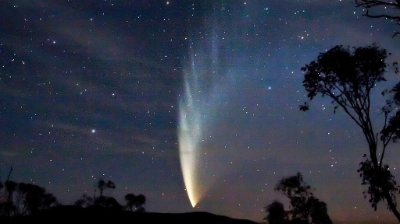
(0, 166), (146, 218)
(0, 166), (259, 224)
(264, 173), (332, 224)
(0, 165), (332, 224)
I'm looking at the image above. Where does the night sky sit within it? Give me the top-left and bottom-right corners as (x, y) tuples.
(2, 0), (400, 223)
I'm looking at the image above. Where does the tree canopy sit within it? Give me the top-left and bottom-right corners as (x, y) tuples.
(300, 43), (400, 221)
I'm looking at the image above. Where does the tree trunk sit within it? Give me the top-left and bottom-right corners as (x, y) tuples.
(370, 144), (400, 222)
(384, 190), (400, 222)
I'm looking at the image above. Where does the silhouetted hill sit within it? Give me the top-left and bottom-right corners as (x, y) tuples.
(0, 205), (260, 224)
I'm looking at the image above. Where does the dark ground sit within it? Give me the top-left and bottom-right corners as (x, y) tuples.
(0, 205), (260, 224)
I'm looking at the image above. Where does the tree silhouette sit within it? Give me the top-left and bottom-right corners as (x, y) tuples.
(73, 180), (146, 213)
(75, 179), (121, 211)
(135, 194), (146, 212)
(0, 172), (148, 218)
(0, 166), (59, 217)
(124, 193), (136, 211)
(4, 181), (17, 216)
(97, 179), (116, 197)
(306, 197), (331, 224)
(355, 0), (400, 37)
(300, 44), (400, 221)
(0, 182), (60, 217)
(17, 183), (59, 215)
(124, 193), (146, 212)
(265, 173), (332, 224)
(265, 201), (286, 224)
(97, 179), (106, 197)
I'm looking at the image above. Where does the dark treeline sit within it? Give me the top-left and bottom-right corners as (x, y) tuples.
(0, 166), (146, 218)
(0, 166), (331, 224)
(0, 166), (260, 224)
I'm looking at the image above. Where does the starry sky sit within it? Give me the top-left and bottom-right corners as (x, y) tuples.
(2, 0), (400, 223)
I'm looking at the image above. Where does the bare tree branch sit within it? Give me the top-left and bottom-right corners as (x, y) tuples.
(355, 0), (400, 37)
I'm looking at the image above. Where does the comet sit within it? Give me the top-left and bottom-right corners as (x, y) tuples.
(178, 48), (212, 207)
(177, 16), (238, 207)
